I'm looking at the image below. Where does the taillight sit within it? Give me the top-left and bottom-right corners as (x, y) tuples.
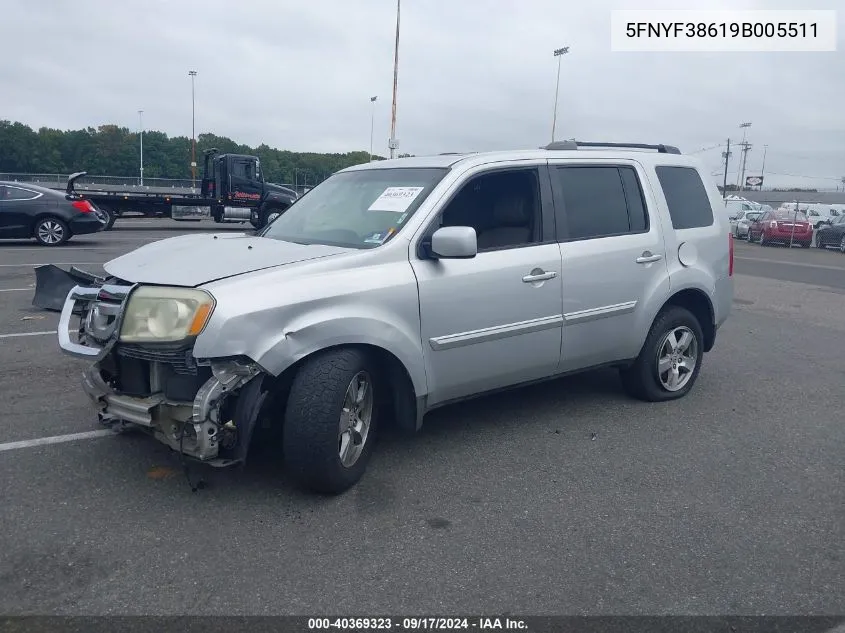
(71, 200), (94, 213)
(728, 231), (734, 277)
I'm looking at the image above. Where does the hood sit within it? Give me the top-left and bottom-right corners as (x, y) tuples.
(103, 232), (350, 286)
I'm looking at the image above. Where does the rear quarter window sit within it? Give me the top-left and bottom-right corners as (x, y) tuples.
(655, 166), (714, 230)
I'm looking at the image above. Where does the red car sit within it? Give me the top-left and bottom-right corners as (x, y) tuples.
(746, 208), (812, 248)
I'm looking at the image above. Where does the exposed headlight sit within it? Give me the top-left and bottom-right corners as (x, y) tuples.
(120, 286), (215, 343)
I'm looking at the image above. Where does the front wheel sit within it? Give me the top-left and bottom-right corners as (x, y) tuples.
(34, 217), (70, 246)
(840, 236), (845, 254)
(620, 306), (704, 402)
(283, 348), (380, 494)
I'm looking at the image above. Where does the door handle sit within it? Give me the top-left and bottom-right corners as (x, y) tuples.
(636, 252), (663, 264)
(522, 270), (557, 283)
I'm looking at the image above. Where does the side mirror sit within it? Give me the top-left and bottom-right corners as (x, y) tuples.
(430, 226), (477, 259)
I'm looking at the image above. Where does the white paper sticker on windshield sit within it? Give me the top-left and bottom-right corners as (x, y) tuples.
(368, 187), (425, 212)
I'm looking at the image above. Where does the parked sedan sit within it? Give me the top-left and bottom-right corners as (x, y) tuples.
(0, 182), (107, 245)
(815, 214), (845, 252)
(730, 210), (763, 238)
(747, 208), (812, 248)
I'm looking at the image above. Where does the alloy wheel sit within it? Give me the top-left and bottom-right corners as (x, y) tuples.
(338, 371), (373, 468)
(656, 326), (699, 392)
(37, 220), (65, 244)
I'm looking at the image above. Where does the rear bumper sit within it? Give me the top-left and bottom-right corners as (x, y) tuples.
(69, 213), (107, 235)
(766, 229), (812, 241)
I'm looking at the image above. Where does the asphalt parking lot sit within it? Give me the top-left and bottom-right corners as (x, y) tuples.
(0, 220), (842, 616)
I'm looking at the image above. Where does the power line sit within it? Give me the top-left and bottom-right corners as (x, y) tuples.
(764, 171), (842, 181)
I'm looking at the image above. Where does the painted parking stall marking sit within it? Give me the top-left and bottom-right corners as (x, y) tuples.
(0, 430), (113, 453)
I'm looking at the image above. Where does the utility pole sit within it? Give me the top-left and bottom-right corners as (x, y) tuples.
(736, 122), (751, 189)
(138, 110), (144, 186)
(722, 138), (731, 197)
(759, 144), (768, 190)
(551, 46), (570, 143)
(369, 96), (378, 162)
(189, 70), (198, 187)
(388, 0), (400, 159)
(739, 142), (752, 192)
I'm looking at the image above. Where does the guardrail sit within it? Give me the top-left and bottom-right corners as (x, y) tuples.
(0, 173), (311, 196)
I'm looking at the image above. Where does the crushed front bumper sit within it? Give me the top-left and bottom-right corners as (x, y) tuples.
(58, 283), (267, 466)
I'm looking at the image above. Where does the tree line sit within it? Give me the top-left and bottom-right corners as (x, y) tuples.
(0, 120), (393, 186)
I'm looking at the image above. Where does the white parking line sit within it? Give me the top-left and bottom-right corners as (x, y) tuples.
(0, 430), (113, 453)
(0, 288), (31, 292)
(0, 330), (57, 339)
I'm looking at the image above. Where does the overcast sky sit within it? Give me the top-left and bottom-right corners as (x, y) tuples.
(1, 0), (843, 189)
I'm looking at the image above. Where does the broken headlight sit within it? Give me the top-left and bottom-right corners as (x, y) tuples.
(120, 286), (215, 343)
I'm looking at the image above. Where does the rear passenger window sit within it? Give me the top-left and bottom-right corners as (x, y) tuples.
(655, 166), (714, 229)
(553, 166), (649, 240)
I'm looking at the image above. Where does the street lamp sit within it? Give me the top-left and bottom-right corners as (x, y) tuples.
(138, 109), (144, 186)
(369, 96), (378, 162)
(389, 0), (400, 159)
(759, 144), (768, 191)
(551, 46), (570, 143)
(189, 70), (198, 187)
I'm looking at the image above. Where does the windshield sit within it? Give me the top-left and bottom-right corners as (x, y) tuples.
(261, 167), (448, 248)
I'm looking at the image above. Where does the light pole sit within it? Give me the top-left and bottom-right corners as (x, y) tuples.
(551, 46), (570, 143)
(736, 121), (751, 190)
(389, 0), (400, 159)
(138, 109), (144, 186)
(759, 144), (768, 190)
(369, 96), (378, 162)
(189, 70), (197, 187)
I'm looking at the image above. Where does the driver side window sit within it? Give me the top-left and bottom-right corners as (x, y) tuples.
(437, 169), (542, 252)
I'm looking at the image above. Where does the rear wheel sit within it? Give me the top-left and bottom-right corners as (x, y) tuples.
(34, 217), (70, 246)
(620, 306), (704, 402)
(840, 236), (845, 254)
(283, 348), (380, 494)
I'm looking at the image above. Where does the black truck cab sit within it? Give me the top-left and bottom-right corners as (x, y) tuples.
(201, 149), (297, 227)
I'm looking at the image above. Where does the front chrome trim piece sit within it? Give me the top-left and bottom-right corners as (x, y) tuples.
(429, 314), (563, 351)
(563, 301), (638, 325)
(58, 283), (136, 359)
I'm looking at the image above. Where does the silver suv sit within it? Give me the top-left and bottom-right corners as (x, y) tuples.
(58, 141), (734, 493)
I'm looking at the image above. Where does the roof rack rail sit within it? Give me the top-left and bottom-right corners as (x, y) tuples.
(543, 140), (681, 154)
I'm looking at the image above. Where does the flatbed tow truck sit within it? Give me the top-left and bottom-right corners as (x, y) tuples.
(69, 148), (298, 230)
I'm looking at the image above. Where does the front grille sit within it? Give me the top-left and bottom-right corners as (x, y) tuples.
(116, 344), (198, 375)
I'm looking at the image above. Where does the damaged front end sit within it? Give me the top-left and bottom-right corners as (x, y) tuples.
(57, 276), (269, 467)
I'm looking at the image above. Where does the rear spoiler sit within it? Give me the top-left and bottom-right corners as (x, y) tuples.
(66, 171), (87, 195)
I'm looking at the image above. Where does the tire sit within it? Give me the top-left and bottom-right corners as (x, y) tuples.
(619, 305), (704, 403)
(816, 235), (826, 249)
(259, 206), (285, 229)
(745, 230), (753, 243)
(33, 216), (70, 246)
(840, 236), (845, 254)
(104, 208), (116, 230)
(283, 348), (380, 494)
(758, 230), (768, 246)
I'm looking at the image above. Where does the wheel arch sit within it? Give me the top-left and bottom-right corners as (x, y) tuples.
(259, 342), (420, 436)
(32, 212), (72, 238)
(663, 287), (716, 352)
